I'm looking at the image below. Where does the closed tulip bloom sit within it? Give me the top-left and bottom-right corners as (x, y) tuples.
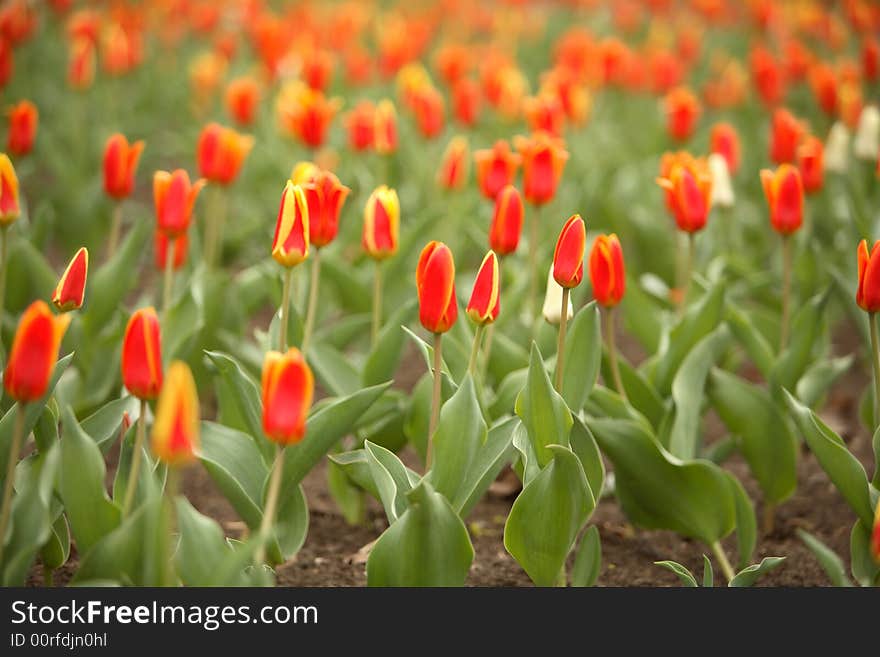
(656, 161), (713, 233)
(664, 86), (701, 141)
(553, 214), (586, 288)
(345, 100), (375, 151)
(489, 184), (524, 256)
(290, 161), (319, 186)
(416, 241), (458, 334)
(261, 348), (314, 445)
(362, 185), (399, 260)
(452, 77), (481, 127)
(153, 169), (205, 238)
(302, 169), (350, 248)
(523, 93), (566, 137)
(708, 153), (735, 209)
(0, 153), (20, 225)
(225, 76), (260, 126)
(872, 501), (880, 563)
(824, 122), (849, 173)
(437, 136), (469, 190)
(373, 99), (398, 154)
(6, 100), (36, 156)
(154, 230), (188, 271)
(857, 240), (880, 313)
(710, 122), (740, 175)
(67, 36), (94, 90)
(769, 108), (805, 164)
(278, 85), (341, 149)
(589, 234), (625, 307)
(467, 251), (500, 325)
(474, 140), (521, 200)
(3, 300), (70, 402)
(0, 38), (12, 90)
(411, 85), (445, 139)
(150, 361), (199, 467)
(797, 136), (824, 194)
(121, 307), (163, 400)
(515, 132), (569, 206)
(196, 123), (254, 186)
(854, 105), (880, 161)
(271, 181), (310, 267)
(761, 164), (804, 235)
(103, 133), (144, 200)
(52, 247), (88, 312)
(542, 266), (573, 325)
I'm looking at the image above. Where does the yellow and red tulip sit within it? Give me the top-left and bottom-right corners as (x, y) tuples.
(271, 181), (310, 267)
(362, 185), (399, 260)
(857, 240), (880, 313)
(710, 122), (741, 175)
(196, 122), (254, 186)
(121, 307), (163, 401)
(278, 84), (341, 149)
(103, 133), (144, 200)
(515, 131), (569, 206)
(3, 300), (70, 402)
(0, 153), (19, 225)
(416, 241), (458, 334)
(153, 169), (206, 238)
(474, 139), (521, 201)
(437, 136), (469, 190)
(52, 247), (88, 312)
(589, 234), (625, 307)
(301, 169), (350, 248)
(552, 214), (586, 289)
(373, 99), (398, 155)
(489, 184), (524, 256)
(261, 348), (314, 445)
(656, 160), (713, 233)
(67, 36), (94, 90)
(760, 164), (804, 235)
(151, 360), (199, 467)
(664, 86), (701, 141)
(523, 93), (566, 137)
(6, 100), (36, 156)
(797, 136), (824, 194)
(155, 230), (188, 271)
(224, 76), (261, 127)
(466, 251), (500, 325)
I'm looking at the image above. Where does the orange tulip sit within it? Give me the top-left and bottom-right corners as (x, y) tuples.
(3, 300), (69, 402)
(261, 348), (314, 445)
(225, 76), (261, 127)
(271, 181), (310, 267)
(452, 77), (481, 127)
(664, 86), (701, 142)
(769, 108), (805, 164)
(278, 84), (341, 149)
(153, 169), (205, 238)
(52, 247), (88, 312)
(437, 136), (469, 190)
(344, 100), (375, 151)
(103, 133), (144, 200)
(0, 153), (19, 225)
(515, 132), (569, 206)
(302, 49), (334, 91)
(474, 140), (521, 201)
(760, 164), (804, 235)
(301, 169), (350, 248)
(809, 63), (838, 116)
(466, 251), (500, 325)
(416, 241), (458, 334)
(589, 234), (625, 307)
(102, 23), (139, 76)
(362, 185), (399, 260)
(710, 122), (740, 175)
(150, 361), (199, 467)
(154, 230), (188, 271)
(489, 185), (524, 256)
(67, 36), (94, 90)
(857, 239), (880, 313)
(6, 100), (36, 156)
(864, 37), (879, 82)
(552, 215), (586, 289)
(411, 85), (445, 139)
(797, 136), (824, 194)
(121, 307), (163, 401)
(656, 160), (713, 233)
(750, 45), (786, 107)
(523, 93), (566, 137)
(373, 99), (398, 155)
(196, 123), (254, 186)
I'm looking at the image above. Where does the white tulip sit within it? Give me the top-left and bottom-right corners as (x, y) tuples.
(854, 105), (880, 161)
(823, 122), (850, 173)
(542, 266), (573, 325)
(708, 153), (734, 209)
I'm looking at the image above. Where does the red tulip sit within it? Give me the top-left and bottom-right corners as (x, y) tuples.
(411, 85), (445, 139)
(488, 184), (524, 256)
(474, 140), (520, 201)
(151, 361), (199, 467)
(301, 169), (350, 248)
(0, 38), (13, 90)
(153, 169), (206, 238)
(797, 136), (824, 194)
(196, 123), (254, 186)
(466, 251), (500, 325)
(271, 182), (310, 267)
(362, 186), (399, 260)
(103, 133), (144, 200)
(225, 76), (260, 126)
(524, 93), (565, 137)
(278, 84), (341, 149)
(437, 136), (469, 190)
(810, 63), (838, 116)
(710, 122), (740, 175)
(154, 230), (188, 271)
(552, 214), (586, 288)
(452, 77), (481, 127)
(871, 500), (880, 563)
(761, 164), (804, 235)
(302, 49), (334, 91)
(52, 247), (88, 312)
(344, 100), (375, 151)
(857, 239), (880, 313)
(67, 36), (94, 90)
(121, 307), (163, 402)
(589, 234), (625, 307)
(769, 108), (805, 164)
(0, 153), (19, 225)
(656, 159), (713, 233)
(3, 300), (70, 402)
(261, 348), (314, 445)
(664, 86), (701, 141)
(515, 132), (569, 206)
(6, 100), (36, 156)
(863, 37), (879, 82)
(750, 45), (786, 107)
(416, 241), (458, 334)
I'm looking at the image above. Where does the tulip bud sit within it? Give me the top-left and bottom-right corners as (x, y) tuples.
(542, 266), (573, 325)
(261, 348), (314, 445)
(656, 161), (713, 233)
(708, 153), (735, 209)
(67, 36), (95, 90)
(362, 185), (399, 260)
(121, 307), (163, 400)
(797, 136), (824, 194)
(277, 85), (340, 149)
(553, 214), (586, 288)
(488, 185), (524, 256)
(3, 300), (70, 402)
(290, 161), (319, 186)
(271, 181), (310, 267)
(345, 101), (375, 152)
(153, 169), (206, 238)
(474, 139), (520, 200)
(769, 108), (805, 164)
(710, 122), (740, 175)
(52, 247), (88, 312)
(411, 85), (445, 139)
(515, 132), (569, 206)
(373, 99), (398, 155)
(300, 169), (350, 248)
(466, 251), (500, 325)
(6, 100), (37, 156)
(437, 136), (469, 190)
(761, 164), (804, 235)
(589, 234), (625, 307)
(0, 152), (20, 225)
(151, 360), (199, 467)
(871, 501), (880, 564)
(224, 76), (260, 126)
(824, 122), (850, 173)
(664, 86), (701, 141)
(103, 133), (144, 200)
(857, 239), (880, 313)
(416, 241), (458, 334)
(197, 123), (254, 186)
(854, 105), (880, 161)
(154, 230), (188, 271)
(524, 93), (565, 137)
(452, 77), (481, 127)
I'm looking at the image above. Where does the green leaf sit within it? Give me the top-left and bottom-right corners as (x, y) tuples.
(602, 357), (665, 428)
(796, 529), (853, 587)
(726, 473), (757, 569)
(728, 556), (785, 587)
(770, 292), (828, 392)
(784, 391), (874, 528)
(515, 344), (573, 469)
(557, 302), (601, 412)
(367, 480), (474, 586)
(59, 406), (121, 554)
(362, 299), (417, 386)
(163, 287), (203, 362)
(850, 518), (880, 586)
(327, 459), (366, 525)
(655, 560), (698, 587)
(569, 417), (605, 500)
(504, 445), (595, 586)
(709, 369), (797, 504)
(40, 512), (71, 571)
(488, 368), (527, 420)
(571, 525), (602, 587)
(308, 343), (360, 397)
(263, 478), (309, 564)
(81, 396), (140, 454)
(364, 441), (415, 523)
(725, 302), (775, 379)
(795, 355), (853, 409)
(454, 417), (518, 517)
(702, 555), (714, 588)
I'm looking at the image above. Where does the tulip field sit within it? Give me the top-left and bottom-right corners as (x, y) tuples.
(0, 0), (879, 589)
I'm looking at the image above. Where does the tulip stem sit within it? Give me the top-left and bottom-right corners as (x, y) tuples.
(121, 399), (148, 519)
(0, 224), (8, 358)
(605, 306), (627, 400)
(162, 236), (176, 315)
(279, 266), (293, 352)
(481, 323), (495, 377)
(468, 324), (484, 375)
(555, 288), (570, 391)
(256, 445), (285, 567)
(106, 202), (122, 261)
(762, 502), (776, 536)
(426, 333), (443, 470)
(371, 261), (383, 347)
(528, 204), (540, 318)
(869, 313), (880, 431)
(711, 541), (736, 583)
(161, 467), (180, 587)
(0, 404), (25, 566)
(780, 235), (792, 351)
(302, 249), (321, 354)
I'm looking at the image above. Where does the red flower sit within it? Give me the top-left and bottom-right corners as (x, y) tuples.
(797, 136), (824, 194)
(515, 132), (569, 206)
(362, 186), (399, 260)
(761, 164), (804, 235)
(488, 185), (524, 256)
(3, 301), (70, 402)
(411, 85), (445, 139)
(154, 231), (188, 271)
(344, 100), (375, 151)
(373, 99), (398, 154)
(225, 76), (260, 126)
(452, 77), (481, 127)
(524, 93), (566, 137)
(67, 36), (94, 90)
(437, 136), (469, 190)
(261, 348), (314, 445)
(710, 122), (740, 175)
(553, 214), (586, 288)
(153, 169), (206, 238)
(0, 153), (19, 225)
(6, 99), (37, 156)
(589, 234), (625, 307)
(474, 140), (520, 201)
(301, 169), (351, 248)
(302, 49), (334, 91)
(52, 247), (88, 312)
(769, 108), (805, 164)
(121, 307), (163, 401)
(103, 133), (144, 200)
(196, 123), (254, 185)
(416, 241), (458, 334)
(278, 84), (341, 149)
(809, 63), (838, 116)
(656, 159), (713, 233)
(664, 86), (701, 141)
(466, 250), (500, 325)
(271, 182), (310, 267)
(151, 361), (199, 467)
